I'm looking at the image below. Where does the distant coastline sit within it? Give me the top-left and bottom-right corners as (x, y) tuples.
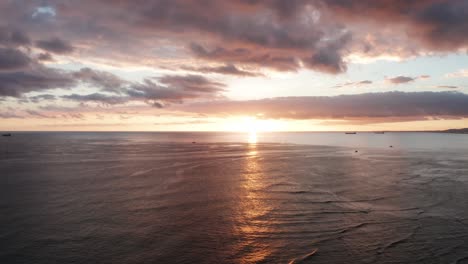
(441, 128), (468, 134)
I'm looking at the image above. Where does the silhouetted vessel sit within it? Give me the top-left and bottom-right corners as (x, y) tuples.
(374, 131), (385, 134)
(345, 132), (357, 134)
(2, 133), (11, 137)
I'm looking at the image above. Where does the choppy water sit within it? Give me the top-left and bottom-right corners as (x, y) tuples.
(1, 132), (468, 264)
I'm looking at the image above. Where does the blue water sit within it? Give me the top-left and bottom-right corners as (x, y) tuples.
(1, 132), (468, 263)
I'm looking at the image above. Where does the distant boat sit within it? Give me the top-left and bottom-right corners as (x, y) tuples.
(374, 131), (385, 134)
(2, 133), (11, 137)
(345, 132), (357, 134)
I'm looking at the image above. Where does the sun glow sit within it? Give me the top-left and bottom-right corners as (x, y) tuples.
(223, 116), (284, 133)
(248, 131), (257, 144)
(221, 116), (283, 143)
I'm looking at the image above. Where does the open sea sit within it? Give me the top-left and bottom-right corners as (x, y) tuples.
(1, 132), (468, 264)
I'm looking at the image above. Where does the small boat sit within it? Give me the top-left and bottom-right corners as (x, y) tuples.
(2, 133), (11, 137)
(374, 131), (385, 134)
(345, 132), (357, 134)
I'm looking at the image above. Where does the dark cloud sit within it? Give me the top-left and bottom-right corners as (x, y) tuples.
(334, 80), (372, 88)
(0, 65), (128, 99)
(27, 94), (57, 103)
(0, 1), (349, 74)
(0, 66), (75, 97)
(0, 26), (30, 46)
(37, 52), (53, 61)
(0, 48), (31, 70)
(387, 76), (416, 84)
(62, 93), (129, 105)
(437, 85), (458, 89)
(72, 68), (127, 92)
(189, 43), (301, 72)
(0, 0), (464, 75)
(386, 75), (430, 84)
(61, 74), (225, 107)
(35, 37), (74, 54)
(157, 75), (224, 93)
(322, 0), (468, 51)
(303, 32), (352, 74)
(177, 91), (468, 122)
(182, 64), (262, 77)
(304, 49), (346, 74)
(0, 111), (24, 119)
(126, 74), (224, 106)
(413, 0), (468, 50)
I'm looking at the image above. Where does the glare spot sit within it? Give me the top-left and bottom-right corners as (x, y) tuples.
(248, 131), (257, 144)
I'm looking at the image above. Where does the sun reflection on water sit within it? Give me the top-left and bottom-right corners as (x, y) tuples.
(234, 140), (276, 262)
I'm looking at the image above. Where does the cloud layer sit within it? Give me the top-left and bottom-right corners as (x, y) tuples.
(1, 0), (465, 75)
(35, 37), (74, 54)
(0, 1), (467, 129)
(177, 91), (468, 122)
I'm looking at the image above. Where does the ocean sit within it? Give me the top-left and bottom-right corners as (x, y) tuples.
(1, 132), (468, 263)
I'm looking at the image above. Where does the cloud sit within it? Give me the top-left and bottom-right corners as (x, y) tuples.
(176, 91), (468, 122)
(188, 43), (302, 72)
(302, 32), (352, 74)
(37, 53), (53, 61)
(386, 75), (430, 84)
(61, 74), (225, 107)
(322, 0), (468, 51)
(445, 69), (468, 78)
(0, 26), (30, 47)
(62, 93), (129, 105)
(27, 94), (57, 103)
(386, 76), (416, 84)
(157, 75), (224, 93)
(334, 80), (372, 88)
(181, 64), (262, 77)
(0, 0), (465, 75)
(0, 111), (25, 119)
(35, 37), (74, 54)
(411, 0), (468, 50)
(72, 68), (127, 92)
(0, 48), (31, 70)
(126, 74), (225, 106)
(437, 85), (458, 89)
(0, 1), (352, 74)
(187, 29), (351, 73)
(0, 29), (79, 98)
(0, 66), (75, 97)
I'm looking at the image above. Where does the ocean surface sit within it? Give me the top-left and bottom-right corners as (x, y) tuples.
(1, 132), (468, 264)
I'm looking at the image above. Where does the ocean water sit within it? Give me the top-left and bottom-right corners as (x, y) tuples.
(1, 132), (468, 264)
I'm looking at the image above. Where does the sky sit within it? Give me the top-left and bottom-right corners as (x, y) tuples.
(0, 0), (467, 132)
